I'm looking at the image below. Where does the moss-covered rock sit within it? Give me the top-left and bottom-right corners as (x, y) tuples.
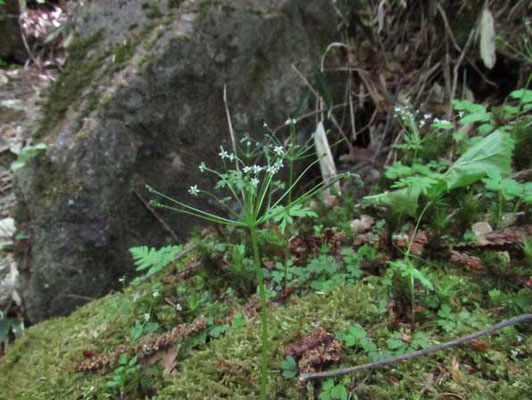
(14, 0), (339, 322)
(1, 274), (530, 399)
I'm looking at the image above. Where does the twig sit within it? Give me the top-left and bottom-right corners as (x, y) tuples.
(299, 314), (532, 384)
(223, 85), (240, 173)
(437, 4), (462, 53)
(134, 189), (180, 243)
(270, 103), (348, 134)
(448, 23), (477, 117)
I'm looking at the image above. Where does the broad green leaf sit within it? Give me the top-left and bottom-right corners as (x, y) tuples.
(437, 130), (514, 195)
(377, 186), (420, 218)
(502, 105), (519, 116)
(509, 89), (532, 104)
(460, 111), (491, 125)
(453, 100), (485, 113)
(477, 123), (494, 135)
(330, 385), (348, 400)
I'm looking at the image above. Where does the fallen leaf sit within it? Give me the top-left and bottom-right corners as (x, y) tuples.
(350, 214), (375, 234)
(388, 375), (401, 386)
(451, 357), (461, 383)
(470, 339), (489, 352)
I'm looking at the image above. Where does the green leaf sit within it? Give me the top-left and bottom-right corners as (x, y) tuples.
(460, 111), (492, 125)
(437, 130), (514, 195)
(509, 89), (532, 104)
(231, 312), (246, 328)
(477, 123), (494, 135)
(315, 71), (333, 113)
(359, 338), (377, 353)
(281, 356), (297, 379)
(385, 161), (412, 180)
(330, 384), (348, 400)
(374, 186), (421, 218)
(432, 120), (454, 130)
(209, 325), (229, 338)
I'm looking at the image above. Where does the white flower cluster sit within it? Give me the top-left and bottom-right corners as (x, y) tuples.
(394, 105), (416, 122)
(218, 146), (235, 161)
(433, 117), (451, 125)
(419, 113), (432, 127)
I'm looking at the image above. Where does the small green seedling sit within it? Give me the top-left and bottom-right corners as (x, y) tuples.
(280, 356), (297, 379)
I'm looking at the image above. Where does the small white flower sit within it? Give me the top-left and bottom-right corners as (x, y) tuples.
(266, 165), (278, 174)
(118, 276), (125, 283)
(250, 177), (260, 187)
(199, 162), (206, 172)
(243, 166), (252, 173)
(188, 185), (200, 196)
(459, 111), (464, 118)
(218, 146), (230, 159)
(274, 159), (283, 169)
(285, 117), (297, 126)
(152, 291), (159, 298)
(273, 145), (284, 156)
(175, 303), (182, 311)
(262, 121), (268, 128)
(394, 106), (402, 113)
(92, 331), (99, 339)
(252, 164), (262, 174)
(423, 113), (432, 120)
(89, 386), (95, 392)
(227, 153), (235, 161)
(143, 313), (150, 322)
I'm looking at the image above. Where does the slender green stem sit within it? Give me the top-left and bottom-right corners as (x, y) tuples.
(410, 274), (415, 334)
(250, 225), (268, 400)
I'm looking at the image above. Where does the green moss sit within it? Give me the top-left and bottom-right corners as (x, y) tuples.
(142, 2), (163, 19)
(153, 279), (531, 399)
(1, 266), (529, 399)
(113, 40), (136, 66)
(35, 31), (104, 139)
(168, 0), (183, 9)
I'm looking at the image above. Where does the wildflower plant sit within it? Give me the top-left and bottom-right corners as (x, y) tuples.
(146, 120), (350, 399)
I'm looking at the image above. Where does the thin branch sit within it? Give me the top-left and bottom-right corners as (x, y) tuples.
(223, 85), (240, 174)
(134, 189), (180, 242)
(449, 23), (477, 117)
(299, 314), (532, 384)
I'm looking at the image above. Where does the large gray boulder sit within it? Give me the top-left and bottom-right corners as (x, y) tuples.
(14, 0), (338, 322)
(0, 0), (25, 62)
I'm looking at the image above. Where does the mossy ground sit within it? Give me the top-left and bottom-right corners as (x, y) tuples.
(0, 262), (530, 399)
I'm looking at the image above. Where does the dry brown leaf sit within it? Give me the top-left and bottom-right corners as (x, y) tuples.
(450, 250), (485, 271)
(77, 316), (206, 372)
(339, 146), (375, 163)
(470, 339), (489, 352)
(283, 327), (342, 373)
(350, 214), (375, 234)
(388, 375), (401, 386)
(450, 357), (461, 383)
